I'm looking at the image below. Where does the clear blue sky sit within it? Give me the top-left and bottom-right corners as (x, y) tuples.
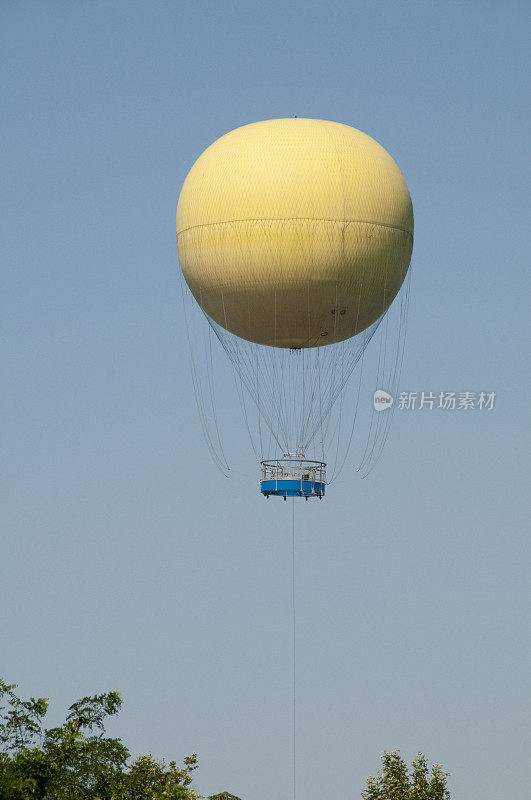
(1, 2), (530, 798)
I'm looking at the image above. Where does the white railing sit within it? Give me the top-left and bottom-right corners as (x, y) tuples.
(260, 458), (326, 485)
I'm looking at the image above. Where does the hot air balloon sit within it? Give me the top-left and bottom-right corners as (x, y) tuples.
(176, 118), (413, 498)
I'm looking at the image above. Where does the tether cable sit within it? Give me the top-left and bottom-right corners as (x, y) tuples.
(292, 496), (296, 800)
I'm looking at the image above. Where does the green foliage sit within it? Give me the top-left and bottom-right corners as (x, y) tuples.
(0, 681), (206, 800)
(362, 751), (450, 800)
(42, 691), (128, 799)
(124, 753), (199, 799)
(208, 794), (243, 800)
(0, 679), (49, 753)
(2, 680), (451, 800)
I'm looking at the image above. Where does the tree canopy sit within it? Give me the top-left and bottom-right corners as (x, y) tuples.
(208, 794), (243, 800)
(1, 678), (450, 800)
(0, 679), (236, 800)
(362, 750), (450, 800)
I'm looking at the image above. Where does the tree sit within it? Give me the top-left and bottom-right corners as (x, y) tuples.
(2, 679), (451, 800)
(0, 680), (209, 800)
(208, 794), (243, 800)
(0, 679), (49, 752)
(124, 753), (199, 800)
(362, 751), (450, 800)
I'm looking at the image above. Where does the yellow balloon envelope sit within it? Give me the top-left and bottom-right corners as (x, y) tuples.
(177, 118), (413, 348)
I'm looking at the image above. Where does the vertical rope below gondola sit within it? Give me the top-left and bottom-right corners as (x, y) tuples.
(292, 496), (296, 800)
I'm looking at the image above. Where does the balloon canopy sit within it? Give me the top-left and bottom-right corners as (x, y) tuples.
(176, 118), (413, 348)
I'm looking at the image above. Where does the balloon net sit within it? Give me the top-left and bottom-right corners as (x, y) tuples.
(180, 270), (411, 482)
